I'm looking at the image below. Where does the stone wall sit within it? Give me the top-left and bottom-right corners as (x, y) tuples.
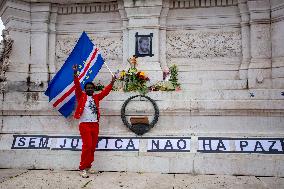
(166, 2), (242, 90)
(54, 2), (124, 85)
(0, 0), (283, 176)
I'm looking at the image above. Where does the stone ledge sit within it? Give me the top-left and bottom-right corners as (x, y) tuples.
(1, 115), (284, 136)
(0, 149), (283, 176)
(1, 90), (283, 117)
(3, 89), (284, 101)
(1, 100), (283, 117)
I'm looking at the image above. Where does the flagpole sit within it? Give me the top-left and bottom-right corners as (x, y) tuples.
(103, 61), (115, 77)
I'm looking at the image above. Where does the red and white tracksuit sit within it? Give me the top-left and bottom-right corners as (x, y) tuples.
(73, 75), (113, 170)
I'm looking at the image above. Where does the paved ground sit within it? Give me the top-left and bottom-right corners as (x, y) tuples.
(0, 169), (283, 189)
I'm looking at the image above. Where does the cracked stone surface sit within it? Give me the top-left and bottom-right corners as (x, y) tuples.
(0, 169), (28, 183)
(0, 169), (283, 189)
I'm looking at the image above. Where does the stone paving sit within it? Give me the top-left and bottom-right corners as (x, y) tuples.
(0, 169), (283, 189)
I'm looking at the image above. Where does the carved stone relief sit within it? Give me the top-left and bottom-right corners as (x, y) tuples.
(57, 1), (118, 15)
(0, 29), (13, 92)
(169, 0), (238, 9)
(56, 35), (123, 69)
(166, 30), (241, 59)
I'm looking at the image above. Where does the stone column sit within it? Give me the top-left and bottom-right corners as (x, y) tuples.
(29, 3), (51, 91)
(238, 0), (250, 82)
(271, 0), (284, 88)
(123, 0), (163, 83)
(48, 6), (58, 82)
(160, 0), (170, 71)
(0, 0), (31, 92)
(247, 0), (272, 88)
(118, 0), (129, 67)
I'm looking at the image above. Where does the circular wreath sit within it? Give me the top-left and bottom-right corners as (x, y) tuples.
(121, 95), (159, 135)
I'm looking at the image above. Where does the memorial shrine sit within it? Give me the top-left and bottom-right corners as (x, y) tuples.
(0, 0), (283, 176)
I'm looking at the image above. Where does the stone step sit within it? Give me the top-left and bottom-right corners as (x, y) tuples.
(3, 89), (284, 102)
(2, 100), (284, 114)
(0, 135), (283, 176)
(178, 70), (239, 81)
(1, 115), (283, 137)
(181, 79), (247, 90)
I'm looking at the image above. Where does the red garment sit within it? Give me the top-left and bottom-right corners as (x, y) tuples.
(73, 75), (113, 120)
(79, 122), (99, 170)
(73, 75), (113, 170)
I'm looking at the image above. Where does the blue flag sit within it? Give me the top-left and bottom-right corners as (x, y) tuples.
(45, 32), (104, 117)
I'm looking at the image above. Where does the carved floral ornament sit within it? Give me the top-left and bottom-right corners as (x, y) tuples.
(56, 35), (123, 68)
(166, 30), (241, 59)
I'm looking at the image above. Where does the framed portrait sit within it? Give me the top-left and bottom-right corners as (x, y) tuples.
(135, 32), (154, 57)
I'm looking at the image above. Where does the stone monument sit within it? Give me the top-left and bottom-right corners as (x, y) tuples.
(0, 0), (283, 176)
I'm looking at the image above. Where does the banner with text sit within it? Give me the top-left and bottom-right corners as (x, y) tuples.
(11, 135), (284, 154)
(198, 137), (284, 154)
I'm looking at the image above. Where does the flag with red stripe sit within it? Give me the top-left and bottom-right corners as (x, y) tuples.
(45, 32), (104, 117)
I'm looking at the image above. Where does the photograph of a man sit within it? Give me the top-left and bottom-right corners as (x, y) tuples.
(135, 32), (153, 57)
(138, 37), (150, 54)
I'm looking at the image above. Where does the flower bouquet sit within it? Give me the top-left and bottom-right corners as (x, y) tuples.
(149, 64), (181, 91)
(117, 56), (181, 93)
(118, 56), (150, 94)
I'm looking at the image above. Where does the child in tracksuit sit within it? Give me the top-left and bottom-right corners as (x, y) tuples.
(73, 65), (116, 178)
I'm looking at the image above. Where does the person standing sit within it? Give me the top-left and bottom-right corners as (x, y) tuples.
(73, 64), (116, 178)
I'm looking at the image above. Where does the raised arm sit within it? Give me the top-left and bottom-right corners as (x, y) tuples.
(73, 64), (83, 99)
(96, 76), (116, 101)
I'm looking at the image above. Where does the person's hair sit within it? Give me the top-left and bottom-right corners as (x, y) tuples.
(84, 82), (95, 90)
(139, 37), (149, 44)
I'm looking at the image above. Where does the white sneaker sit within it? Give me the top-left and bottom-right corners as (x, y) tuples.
(86, 168), (97, 174)
(79, 169), (89, 178)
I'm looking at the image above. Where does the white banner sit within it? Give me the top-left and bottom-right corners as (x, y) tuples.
(147, 138), (191, 152)
(198, 137), (284, 154)
(11, 135), (284, 154)
(12, 135), (139, 151)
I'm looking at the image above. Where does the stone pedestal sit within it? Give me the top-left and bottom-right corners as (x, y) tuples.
(0, 0), (31, 92)
(248, 0), (272, 88)
(0, 0), (283, 176)
(30, 3), (50, 91)
(238, 0), (250, 81)
(271, 0), (284, 88)
(123, 0), (164, 83)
